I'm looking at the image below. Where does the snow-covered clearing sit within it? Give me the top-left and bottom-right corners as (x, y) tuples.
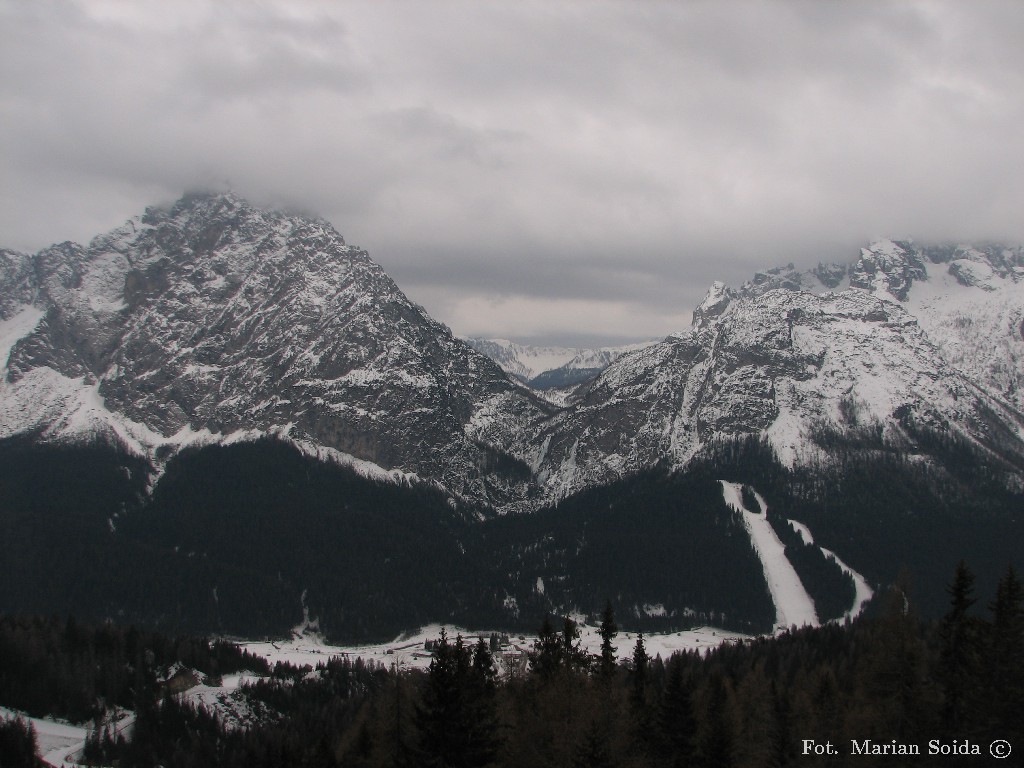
(783, 517), (874, 622)
(720, 480), (819, 631)
(821, 547), (874, 622)
(0, 706), (133, 768)
(782, 518), (872, 626)
(1, 707), (86, 767)
(240, 621), (748, 675)
(181, 673), (269, 730)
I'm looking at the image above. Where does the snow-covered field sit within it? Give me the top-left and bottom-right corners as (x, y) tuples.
(240, 620), (748, 675)
(0, 706), (133, 768)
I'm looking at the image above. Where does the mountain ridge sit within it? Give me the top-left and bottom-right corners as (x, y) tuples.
(464, 336), (653, 391)
(3, 194), (1024, 515)
(0, 192), (552, 510)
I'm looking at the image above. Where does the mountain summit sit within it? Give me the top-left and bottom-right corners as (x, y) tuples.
(524, 284), (1024, 503)
(0, 192), (549, 508)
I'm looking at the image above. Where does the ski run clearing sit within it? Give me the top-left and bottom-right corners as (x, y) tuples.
(721, 480), (819, 631)
(0, 706), (133, 768)
(788, 520), (875, 622)
(719, 480), (873, 631)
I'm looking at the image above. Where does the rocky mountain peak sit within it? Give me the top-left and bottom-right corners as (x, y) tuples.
(692, 280), (735, 326)
(523, 283), (1024, 503)
(0, 192), (551, 509)
(849, 240), (927, 300)
(3, 195), (1024, 513)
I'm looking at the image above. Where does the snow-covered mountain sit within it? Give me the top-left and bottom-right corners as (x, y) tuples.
(739, 239), (1024, 412)
(4, 194), (1024, 639)
(465, 337), (651, 390)
(0, 192), (551, 508)
(524, 281), (1024, 504)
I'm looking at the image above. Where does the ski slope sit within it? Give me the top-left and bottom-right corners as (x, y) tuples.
(0, 706), (134, 768)
(720, 481), (819, 631)
(787, 519), (874, 622)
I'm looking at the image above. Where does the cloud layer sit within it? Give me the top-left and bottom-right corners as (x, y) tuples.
(3, 1), (1023, 344)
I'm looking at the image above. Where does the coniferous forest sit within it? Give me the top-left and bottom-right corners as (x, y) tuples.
(2, 561), (1022, 767)
(3, 435), (1023, 644)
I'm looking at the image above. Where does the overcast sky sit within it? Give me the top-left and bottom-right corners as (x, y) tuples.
(3, 1), (1023, 345)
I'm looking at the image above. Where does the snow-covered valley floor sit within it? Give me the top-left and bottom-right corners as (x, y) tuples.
(240, 620), (749, 675)
(1, 616), (755, 766)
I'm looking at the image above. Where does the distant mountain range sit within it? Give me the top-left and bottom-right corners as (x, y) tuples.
(463, 337), (652, 393)
(2, 192), (1022, 640)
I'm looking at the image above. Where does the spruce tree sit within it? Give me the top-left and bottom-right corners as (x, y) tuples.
(416, 631), (500, 768)
(466, 637), (501, 767)
(988, 566), (1024, 742)
(695, 673), (734, 768)
(415, 628), (464, 766)
(562, 617), (589, 673)
(0, 718), (38, 768)
(529, 615), (564, 681)
(598, 601), (618, 680)
(659, 657), (696, 766)
(939, 560), (981, 734)
(630, 632), (650, 709)
(573, 719), (614, 768)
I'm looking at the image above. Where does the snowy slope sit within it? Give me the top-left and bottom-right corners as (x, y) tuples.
(720, 482), (818, 630)
(3, 194), (1024, 515)
(525, 285), (1024, 506)
(786, 519), (873, 622)
(741, 240), (1024, 412)
(0, 706), (134, 768)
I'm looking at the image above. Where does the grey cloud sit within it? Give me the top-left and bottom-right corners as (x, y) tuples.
(3, 0), (1023, 344)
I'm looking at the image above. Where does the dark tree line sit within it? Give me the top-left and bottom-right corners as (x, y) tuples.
(767, 512), (856, 622)
(0, 718), (39, 768)
(0, 613), (268, 722)
(2, 561), (1022, 766)
(699, 432), (1024, 619)
(1, 438), (782, 642)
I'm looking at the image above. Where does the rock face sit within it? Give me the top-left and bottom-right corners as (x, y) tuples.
(524, 285), (1024, 503)
(0, 192), (550, 509)
(738, 239), (1024, 412)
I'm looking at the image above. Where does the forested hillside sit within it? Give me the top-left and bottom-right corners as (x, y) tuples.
(5, 433), (1023, 642)
(2, 562), (1021, 767)
(2, 438), (795, 641)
